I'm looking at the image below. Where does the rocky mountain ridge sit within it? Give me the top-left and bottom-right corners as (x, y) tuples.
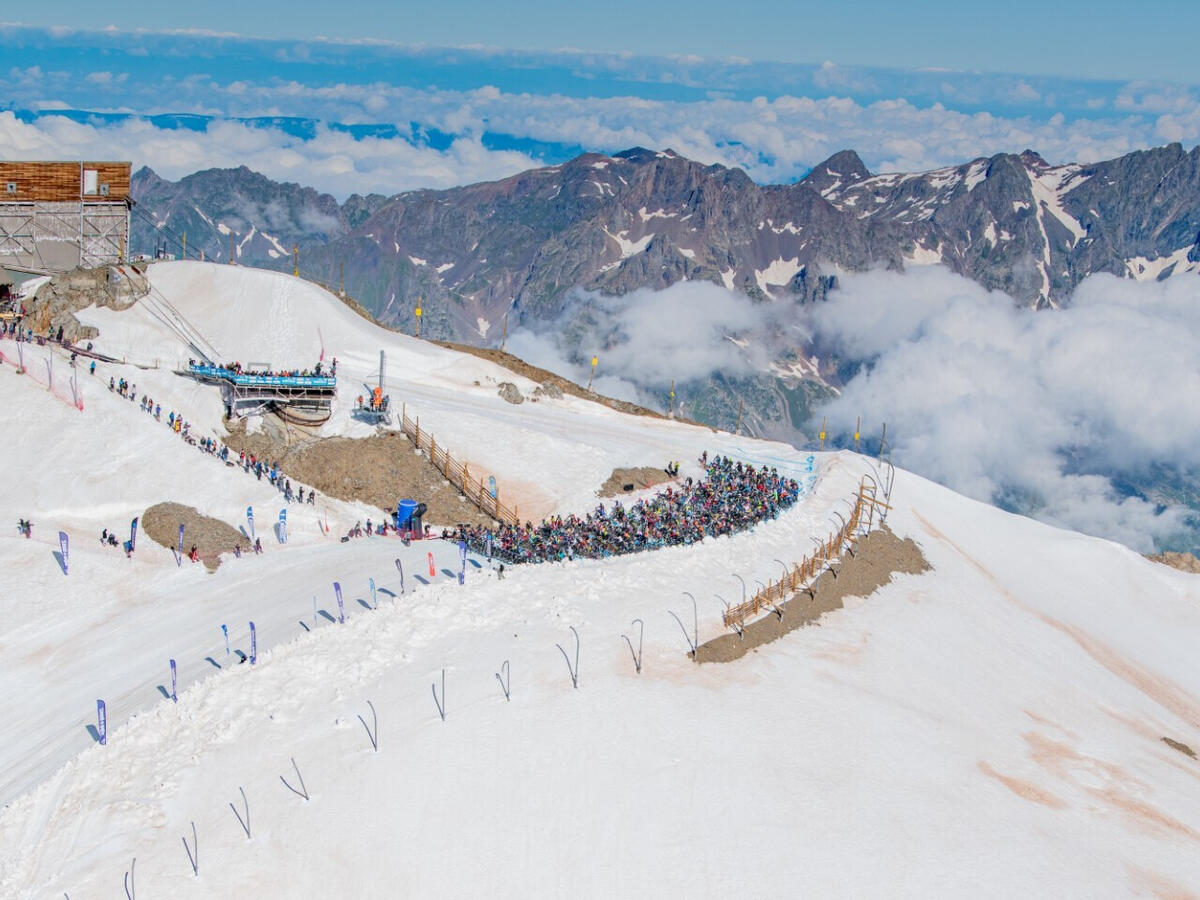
(133, 144), (1200, 334)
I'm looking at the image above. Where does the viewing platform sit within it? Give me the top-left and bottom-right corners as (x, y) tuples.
(183, 362), (336, 423)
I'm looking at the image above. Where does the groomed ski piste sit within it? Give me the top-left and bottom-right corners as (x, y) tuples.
(2, 262), (1199, 897)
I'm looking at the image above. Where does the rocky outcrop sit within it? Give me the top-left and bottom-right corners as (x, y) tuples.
(25, 265), (149, 343)
(497, 382), (524, 405)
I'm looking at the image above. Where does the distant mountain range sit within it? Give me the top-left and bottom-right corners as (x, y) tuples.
(131, 142), (1200, 434)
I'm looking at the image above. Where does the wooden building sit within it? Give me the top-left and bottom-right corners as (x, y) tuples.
(0, 161), (132, 273)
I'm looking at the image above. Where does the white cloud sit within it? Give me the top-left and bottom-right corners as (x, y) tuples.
(1114, 81), (1200, 114)
(0, 111), (541, 198)
(0, 25), (1193, 192)
(9, 65), (42, 83)
(512, 269), (1199, 552)
(84, 71), (128, 85)
(0, 70), (1175, 194)
(808, 267), (1200, 552)
(1008, 80), (1041, 103)
(812, 61), (879, 94)
(508, 281), (805, 403)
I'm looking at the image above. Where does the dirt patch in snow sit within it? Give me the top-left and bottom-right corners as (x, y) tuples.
(598, 466), (676, 498)
(695, 526), (930, 664)
(977, 761), (1066, 809)
(222, 419), (495, 528)
(1146, 551), (1200, 574)
(434, 340), (689, 422)
(1162, 737), (1197, 760)
(142, 502), (247, 571)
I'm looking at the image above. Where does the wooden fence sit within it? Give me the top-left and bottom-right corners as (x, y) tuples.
(722, 477), (890, 630)
(399, 404), (521, 526)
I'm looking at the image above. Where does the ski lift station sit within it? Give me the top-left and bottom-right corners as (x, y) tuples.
(184, 349), (395, 428)
(185, 362), (337, 425)
(0, 161), (133, 274)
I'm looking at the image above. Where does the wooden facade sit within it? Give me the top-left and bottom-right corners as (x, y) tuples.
(0, 162), (131, 203)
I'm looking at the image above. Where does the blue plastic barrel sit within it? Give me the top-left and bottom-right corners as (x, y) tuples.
(396, 499), (418, 528)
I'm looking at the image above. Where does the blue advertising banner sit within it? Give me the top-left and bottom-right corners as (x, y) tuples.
(97, 699), (106, 746)
(58, 531), (69, 575)
(335, 582), (344, 623)
(249, 621), (257, 665)
(130, 516), (138, 551)
(175, 524), (185, 566)
(170, 658), (177, 702)
(247, 506), (254, 537)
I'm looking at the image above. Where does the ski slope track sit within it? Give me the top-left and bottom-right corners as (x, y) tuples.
(2, 263), (1199, 897)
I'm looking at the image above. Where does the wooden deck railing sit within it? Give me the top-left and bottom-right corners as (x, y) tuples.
(722, 478), (890, 630)
(399, 404), (521, 525)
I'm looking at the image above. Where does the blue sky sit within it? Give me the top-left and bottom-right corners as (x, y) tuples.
(8, 1), (1200, 82)
(1, 17), (1198, 197)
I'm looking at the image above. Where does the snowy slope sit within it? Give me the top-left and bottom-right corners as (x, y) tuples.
(0, 262), (807, 808)
(2, 264), (1199, 898)
(79, 262), (754, 518)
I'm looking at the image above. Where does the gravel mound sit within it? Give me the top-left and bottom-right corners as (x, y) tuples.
(142, 502), (247, 571)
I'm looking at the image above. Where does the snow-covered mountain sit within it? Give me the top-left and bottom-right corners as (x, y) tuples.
(133, 143), (1200, 333)
(2, 263), (1198, 897)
